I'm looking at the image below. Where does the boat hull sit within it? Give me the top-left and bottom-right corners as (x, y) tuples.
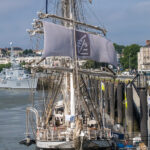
(36, 147), (75, 150)
(36, 147), (74, 150)
(36, 141), (74, 150)
(36, 147), (112, 150)
(36, 140), (113, 150)
(0, 78), (38, 89)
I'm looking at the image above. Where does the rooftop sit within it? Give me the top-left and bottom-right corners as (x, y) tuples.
(143, 44), (150, 48)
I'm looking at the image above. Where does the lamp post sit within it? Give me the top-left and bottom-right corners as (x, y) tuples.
(129, 54), (131, 73)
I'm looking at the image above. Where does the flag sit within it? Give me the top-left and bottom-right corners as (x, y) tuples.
(43, 21), (117, 67)
(101, 82), (105, 92)
(124, 90), (127, 109)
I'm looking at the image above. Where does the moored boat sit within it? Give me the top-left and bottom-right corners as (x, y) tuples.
(20, 0), (118, 149)
(0, 42), (38, 89)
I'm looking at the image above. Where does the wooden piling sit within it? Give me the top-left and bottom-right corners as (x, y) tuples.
(109, 82), (115, 121)
(104, 82), (109, 114)
(140, 89), (148, 146)
(126, 86), (133, 136)
(117, 83), (123, 124)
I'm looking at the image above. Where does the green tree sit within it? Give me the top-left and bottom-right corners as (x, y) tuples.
(114, 43), (126, 54)
(0, 63), (11, 72)
(83, 60), (108, 69)
(23, 49), (33, 55)
(120, 44), (140, 70)
(83, 60), (95, 69)
(20, 61), (26, 67)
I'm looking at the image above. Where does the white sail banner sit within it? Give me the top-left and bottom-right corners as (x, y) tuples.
(43, 21), (73, 57)
(43, 21), (117, 67)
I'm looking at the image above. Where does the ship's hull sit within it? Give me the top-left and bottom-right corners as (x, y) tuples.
(36, 148), (73, 150)
(36, 140), (113, 150)
(36, 141), (74, 150)
(0, 78), (38, 89)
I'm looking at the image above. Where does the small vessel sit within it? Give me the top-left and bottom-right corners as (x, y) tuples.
(0, 42), (38, 89)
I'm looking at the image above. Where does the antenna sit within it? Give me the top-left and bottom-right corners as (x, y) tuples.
(10, 42), (14, 67)
(46, 0), (48, 14)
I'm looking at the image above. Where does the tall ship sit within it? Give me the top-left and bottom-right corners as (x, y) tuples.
(20, 0), (120, 149)
(0, 43), (38, 89)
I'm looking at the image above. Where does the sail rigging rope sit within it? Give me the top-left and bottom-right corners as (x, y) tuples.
(85, 2), (105, 28)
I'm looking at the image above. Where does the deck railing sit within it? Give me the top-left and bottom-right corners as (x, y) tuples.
(36, 127), (111, 141)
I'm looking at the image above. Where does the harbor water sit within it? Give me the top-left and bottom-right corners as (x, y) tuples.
(0, 89), (41, 150)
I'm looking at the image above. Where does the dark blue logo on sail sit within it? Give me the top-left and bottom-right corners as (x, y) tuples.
(76, 31), (90, 56)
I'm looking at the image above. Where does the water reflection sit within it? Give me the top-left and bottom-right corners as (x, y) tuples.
(0, 89), (42, 150)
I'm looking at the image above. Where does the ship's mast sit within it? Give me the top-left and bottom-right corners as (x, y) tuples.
(61, 0), (70, 18)
(62, 0), (76, 127)
(45, 0), (48, 14)
(71, 0), (80, 115)
(61, 0), (73, 26)
(64, 0), (82, 129)
(61, 0), (81, 128)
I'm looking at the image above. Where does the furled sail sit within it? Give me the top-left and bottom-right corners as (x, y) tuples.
(43, 21), (117, 67)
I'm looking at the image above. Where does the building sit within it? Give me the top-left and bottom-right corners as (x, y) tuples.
(8, 47), (23, 56)
(138, 40), (150, 71)
(0, 57), (10, 64)
(16, 56), (86, 68)
(0, 47), (23, 57)
(0, 48), (8, 57)
(34, 49), (42, 56)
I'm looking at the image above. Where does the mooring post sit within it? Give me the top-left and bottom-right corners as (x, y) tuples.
(109, 82), (115, 123)
(140, 89), (148, 146)
(104, 82), (109, 114)
(126, 85), (133, 137)
(117, 82), (123, 124)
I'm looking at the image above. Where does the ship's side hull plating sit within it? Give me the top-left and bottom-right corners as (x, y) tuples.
(36, 140), (113, 150)
(36, 141), (74, 150)
(0, 78), (38, 89)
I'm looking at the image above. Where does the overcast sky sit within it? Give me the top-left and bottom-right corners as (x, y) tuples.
(0, 0), (150, 49)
